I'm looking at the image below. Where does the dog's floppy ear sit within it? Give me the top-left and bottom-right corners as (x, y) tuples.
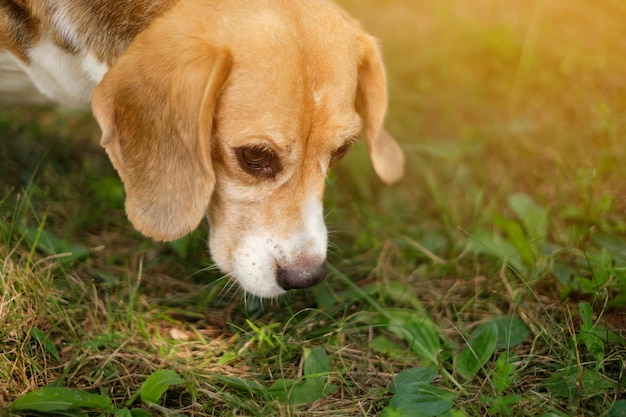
(356, 34), (404, 184)
(92, 20), (232, 241)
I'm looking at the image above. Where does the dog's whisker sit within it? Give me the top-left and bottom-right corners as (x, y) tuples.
(225, 278), (240, 298)
(327, 243), (341, 256)
(215, 272), (238, 301)
(192, 263), (222, 278)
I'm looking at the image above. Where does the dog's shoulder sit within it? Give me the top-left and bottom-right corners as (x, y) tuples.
(0, 0), (177, 108)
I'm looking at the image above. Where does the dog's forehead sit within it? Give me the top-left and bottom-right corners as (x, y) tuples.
(215, 17), (361, 150)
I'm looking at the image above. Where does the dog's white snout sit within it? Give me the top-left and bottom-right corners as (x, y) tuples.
(210, 197), (329, 298)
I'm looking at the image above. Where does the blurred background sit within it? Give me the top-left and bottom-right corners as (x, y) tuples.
(338, 0), (625, 219)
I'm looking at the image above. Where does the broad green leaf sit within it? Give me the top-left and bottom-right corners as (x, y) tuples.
(592, 232), (626, 262)
(446, 409), (471, 417)
(115, 408), (152, 417)
(493, 213), (534, 267)
(130, 408), (153, 417)
(312, 280), (339, 310)
(491, 316), (530, 348)
(303, 346), (330, 381)
(269, 346), (338, 405)
(30, 327), (61, 361)
(268, 378), (338, 405)
(267, 378), (297, 403)
(468, 229), (525, 273)
(380, 310), (442, 365)
(592, 326), (626, 345)
(382, 308), (426, 325)
(455, 321), (498, 379)
(608, 399), (626, 417)
(114, 408), (133, 417)
(508, 193), (548, 249)
(390, 366), (438, 394)
(579, 303), (594, 329)
(11, 387), (113, 412)
(370, 335), (412, 360)
(380, 408), (405, 417)
(538, 413), (569, 417)
(578, 302), (605, 364)
(388, 382), (455, 417)
(543, 367), (614, 399)
(552, 262), (577, 286)
(403, 319), (441, 365)
(490, 353), (518, 393)
(139, 369), (185, 405)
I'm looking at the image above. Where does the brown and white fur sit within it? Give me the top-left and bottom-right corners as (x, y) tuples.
(0, 0), (404, 297)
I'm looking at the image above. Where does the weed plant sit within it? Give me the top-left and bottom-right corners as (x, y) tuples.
(1, 1), (625, 416)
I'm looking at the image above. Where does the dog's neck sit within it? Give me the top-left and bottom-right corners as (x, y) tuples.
(1, 0), (179, 108)
(15, 0), (179, 64)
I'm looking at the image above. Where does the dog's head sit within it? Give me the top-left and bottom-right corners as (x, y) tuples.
(92, 0), (404, 297)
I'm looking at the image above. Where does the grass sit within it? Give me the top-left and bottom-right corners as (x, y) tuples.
(1, 0), (625, 415)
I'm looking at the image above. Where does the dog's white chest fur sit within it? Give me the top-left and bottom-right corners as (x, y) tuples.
(0, 36), (108, 109)
(0, 52), (51, 106)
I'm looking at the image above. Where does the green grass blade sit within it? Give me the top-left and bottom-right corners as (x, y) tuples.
(210, 374), (269, 397)
(20, 223), (91, 264)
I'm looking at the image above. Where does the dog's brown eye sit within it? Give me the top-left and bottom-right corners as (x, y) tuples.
(329, 142), (352, 168)
(236, 145), (280, 179)
(243, 146), (271, 164)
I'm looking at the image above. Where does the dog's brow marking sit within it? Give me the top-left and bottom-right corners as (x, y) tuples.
(312, 88), (326, 106)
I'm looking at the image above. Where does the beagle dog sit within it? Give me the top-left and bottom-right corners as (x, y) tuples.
(0, 0), (404, 297)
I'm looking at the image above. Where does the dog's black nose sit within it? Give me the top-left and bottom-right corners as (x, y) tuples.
(276, 261), (327, 291)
